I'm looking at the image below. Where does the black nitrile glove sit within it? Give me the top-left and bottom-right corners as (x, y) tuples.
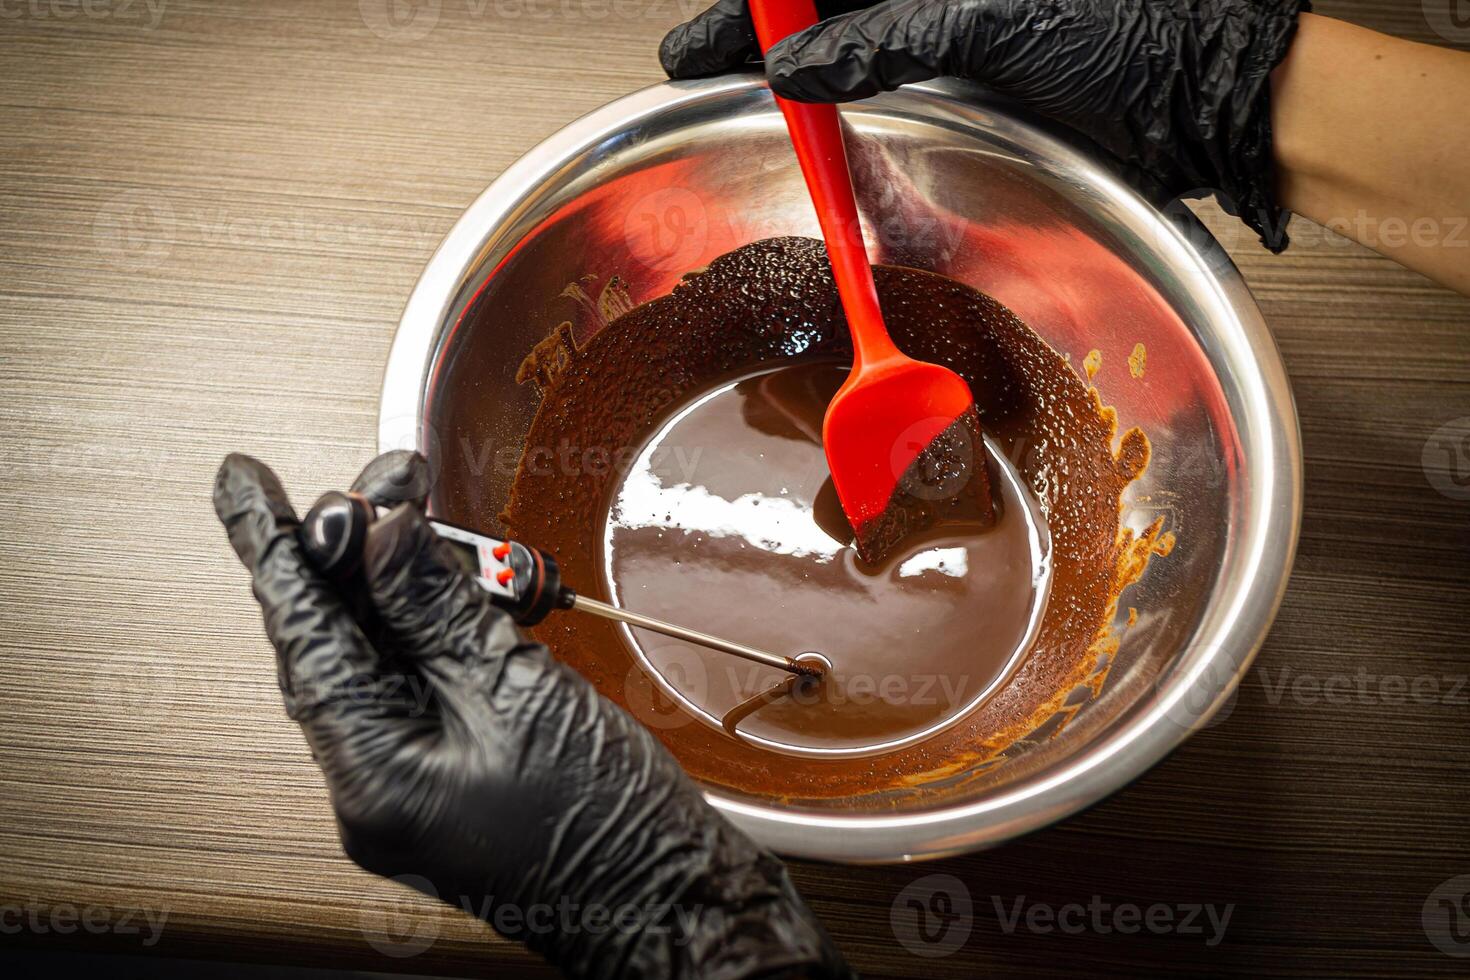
(660, 0), (1309, 251)
(213, 451), (852, 980)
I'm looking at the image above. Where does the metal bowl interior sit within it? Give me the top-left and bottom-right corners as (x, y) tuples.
(380, 75), (1302, 863)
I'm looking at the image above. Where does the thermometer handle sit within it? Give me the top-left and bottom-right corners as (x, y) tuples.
(298, 491), (571, 626)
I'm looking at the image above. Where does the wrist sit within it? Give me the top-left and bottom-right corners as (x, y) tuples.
(1266, 13), (1470, 292)
(1194, 0), (1310, 252)
(1269, 13), (1362, 216)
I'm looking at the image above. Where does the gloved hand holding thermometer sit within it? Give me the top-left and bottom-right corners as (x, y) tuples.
(298, 488), (824, 677)
(213, 451), (852, 980)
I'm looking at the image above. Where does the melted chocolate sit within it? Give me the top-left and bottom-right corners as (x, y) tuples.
(853, 405), (995, 565)
(464, 237), (1158, 803)
(599, 360), (1047, 757)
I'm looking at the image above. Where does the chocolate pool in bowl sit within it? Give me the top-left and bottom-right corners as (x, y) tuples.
(602, 359), (1046, 759)
(380, 76), (1301, 861)
(493, 237), (1159, 800)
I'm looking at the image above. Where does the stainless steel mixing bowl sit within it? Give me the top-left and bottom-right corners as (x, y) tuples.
(378, 75), (1302, 863)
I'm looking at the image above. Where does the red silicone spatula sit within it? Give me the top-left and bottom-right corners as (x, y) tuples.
(749, 0), (978, 554)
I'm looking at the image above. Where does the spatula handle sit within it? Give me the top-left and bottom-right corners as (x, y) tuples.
(749, 0), (900, 369)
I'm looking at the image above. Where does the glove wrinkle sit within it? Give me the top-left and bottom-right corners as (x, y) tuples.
(365, 507), (463, 651)
(350, 449), (432, 509)
(216, 456), (387, 726)
(214, 453), (298, 565)
(659, 0), (755, 78)
(215, 452), (854, 980)
(710, 0), (1305, 251)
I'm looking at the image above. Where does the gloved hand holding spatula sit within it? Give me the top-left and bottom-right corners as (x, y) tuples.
(667, 0), (1470, 297)
(662, 0), (1308, 252)
(665, 0), (1313, 558)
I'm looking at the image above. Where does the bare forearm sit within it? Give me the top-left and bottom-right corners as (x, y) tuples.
(1271, 13), (1470, 293)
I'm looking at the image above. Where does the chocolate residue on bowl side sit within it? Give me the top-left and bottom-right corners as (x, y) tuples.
(484, 237), (1161, 805)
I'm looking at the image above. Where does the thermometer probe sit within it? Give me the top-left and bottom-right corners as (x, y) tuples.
(298, 492), (825, 678)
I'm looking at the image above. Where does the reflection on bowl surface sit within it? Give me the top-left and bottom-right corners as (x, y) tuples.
(603, 359), (1052, 759)
(496, 238), (1159, 803)
(384, 76), (1301, 861)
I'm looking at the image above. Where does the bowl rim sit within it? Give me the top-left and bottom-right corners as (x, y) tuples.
(379, 74), (1303, 863)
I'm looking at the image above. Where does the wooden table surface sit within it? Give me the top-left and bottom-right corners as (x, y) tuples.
(2, 1), (1467, 977)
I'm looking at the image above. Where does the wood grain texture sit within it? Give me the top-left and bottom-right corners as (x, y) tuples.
(0, 1), (1467, 977)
